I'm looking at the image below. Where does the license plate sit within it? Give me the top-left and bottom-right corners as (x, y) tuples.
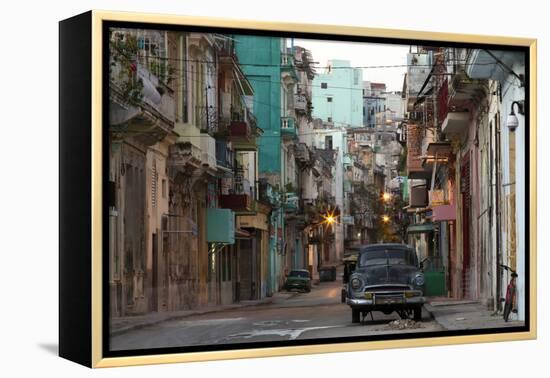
(376, 296), (403, 305)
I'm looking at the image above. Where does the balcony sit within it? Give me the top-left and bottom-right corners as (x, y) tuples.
(227, 121), (258, 151)
(281, 52), (298, 80)
(169, 142), (202, 170)
(110, 61), (175, 146)
(219, 194), (252, 213)
(294, 94), (307, 114)
(406, 123), (431, 179)
(281, 117), (297, 139)
(441, 111), (470, 135)
(422, 142), (452, 169)
(199, 134), (217, 171)
(220, 177), (255, 213)
(227, 121), (250, 138)
(283, 192), (299, 212)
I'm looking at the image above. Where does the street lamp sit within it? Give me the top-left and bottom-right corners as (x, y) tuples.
(322, 208), (337, 226)
(506, 100), (524, 132)
(382, 192), (391, 202)
(382, 215), (390, 223)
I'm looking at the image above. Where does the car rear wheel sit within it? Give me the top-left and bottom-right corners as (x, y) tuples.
(352, 309), (360, 323)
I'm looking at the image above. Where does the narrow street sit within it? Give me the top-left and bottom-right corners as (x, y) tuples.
(111, 278), (440, 351)
(106, 28), (528, 353)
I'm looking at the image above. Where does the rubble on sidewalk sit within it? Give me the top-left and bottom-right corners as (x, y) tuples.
(386, 319), (423, 330)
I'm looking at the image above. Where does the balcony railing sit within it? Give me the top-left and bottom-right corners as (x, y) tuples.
(281, 117), (297, 139)
(281, 52), (294, 67)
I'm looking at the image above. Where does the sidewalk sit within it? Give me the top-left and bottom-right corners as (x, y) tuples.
(110, 291), (294, 336)
(424, 298), (524, 331)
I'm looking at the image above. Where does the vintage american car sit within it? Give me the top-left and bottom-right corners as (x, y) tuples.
(284, 269), (312, 292)
(345, 244), (425, 323)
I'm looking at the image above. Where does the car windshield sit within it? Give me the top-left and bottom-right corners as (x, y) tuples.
(289, 271), (309, 278)
(359, 248), (416, 267)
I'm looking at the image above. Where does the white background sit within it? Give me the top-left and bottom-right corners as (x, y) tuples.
(0, 0), (546, 376)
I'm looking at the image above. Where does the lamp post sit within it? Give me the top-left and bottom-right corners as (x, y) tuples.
(506, 100), (524, 132)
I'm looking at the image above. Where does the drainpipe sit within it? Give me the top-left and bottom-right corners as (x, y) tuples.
(495, 108), (502, 312)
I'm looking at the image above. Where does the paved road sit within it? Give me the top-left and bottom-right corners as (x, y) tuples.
(111, 280), (442, 351)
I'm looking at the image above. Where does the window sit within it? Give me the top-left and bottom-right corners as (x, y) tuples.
(162, 179), (167, 199)
(327, 117), (332, 123)
(363, 106), (366, 116)
(359, 248), (416, 267)
(321, 82), (328, 89)
(325, 136), (333, 150)
(327, 97), (333, 103)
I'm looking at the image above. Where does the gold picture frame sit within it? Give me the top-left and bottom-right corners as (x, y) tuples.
(59, 10), (537, 368)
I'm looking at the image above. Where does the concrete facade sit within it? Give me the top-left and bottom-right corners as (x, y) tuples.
(313, 60), (363, 128)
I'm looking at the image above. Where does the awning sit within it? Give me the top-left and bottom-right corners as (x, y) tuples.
(407, 223), (435, 234)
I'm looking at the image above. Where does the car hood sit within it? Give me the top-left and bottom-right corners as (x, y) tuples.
(356, 264), (417, 286)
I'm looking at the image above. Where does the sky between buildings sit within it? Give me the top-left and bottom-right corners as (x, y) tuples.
(294, 39), (410, 92)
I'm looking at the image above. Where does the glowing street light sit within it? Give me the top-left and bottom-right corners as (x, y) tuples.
(382, 192), (391, 202)
(382, 215), (390, 223)
(321, 209), (337, 225)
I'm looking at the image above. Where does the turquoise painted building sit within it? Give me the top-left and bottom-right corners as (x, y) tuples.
(312, 60), (363, 128)
(235, 35), (285, 296)
(235, 36), (282, 175)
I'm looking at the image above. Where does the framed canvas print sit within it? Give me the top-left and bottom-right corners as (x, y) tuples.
(59, 10), (537, 368)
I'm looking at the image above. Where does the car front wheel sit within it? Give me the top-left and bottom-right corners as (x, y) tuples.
(352, 309), (360, 323)
(413, 305), (422, 321)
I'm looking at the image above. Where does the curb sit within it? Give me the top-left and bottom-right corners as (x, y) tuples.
(110, 297), (276, 337)
(423, 303), (438, 323)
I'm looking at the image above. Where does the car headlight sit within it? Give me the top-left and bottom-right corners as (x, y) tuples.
(414, 273), (425, 286)
(350, 277), (362, 290)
